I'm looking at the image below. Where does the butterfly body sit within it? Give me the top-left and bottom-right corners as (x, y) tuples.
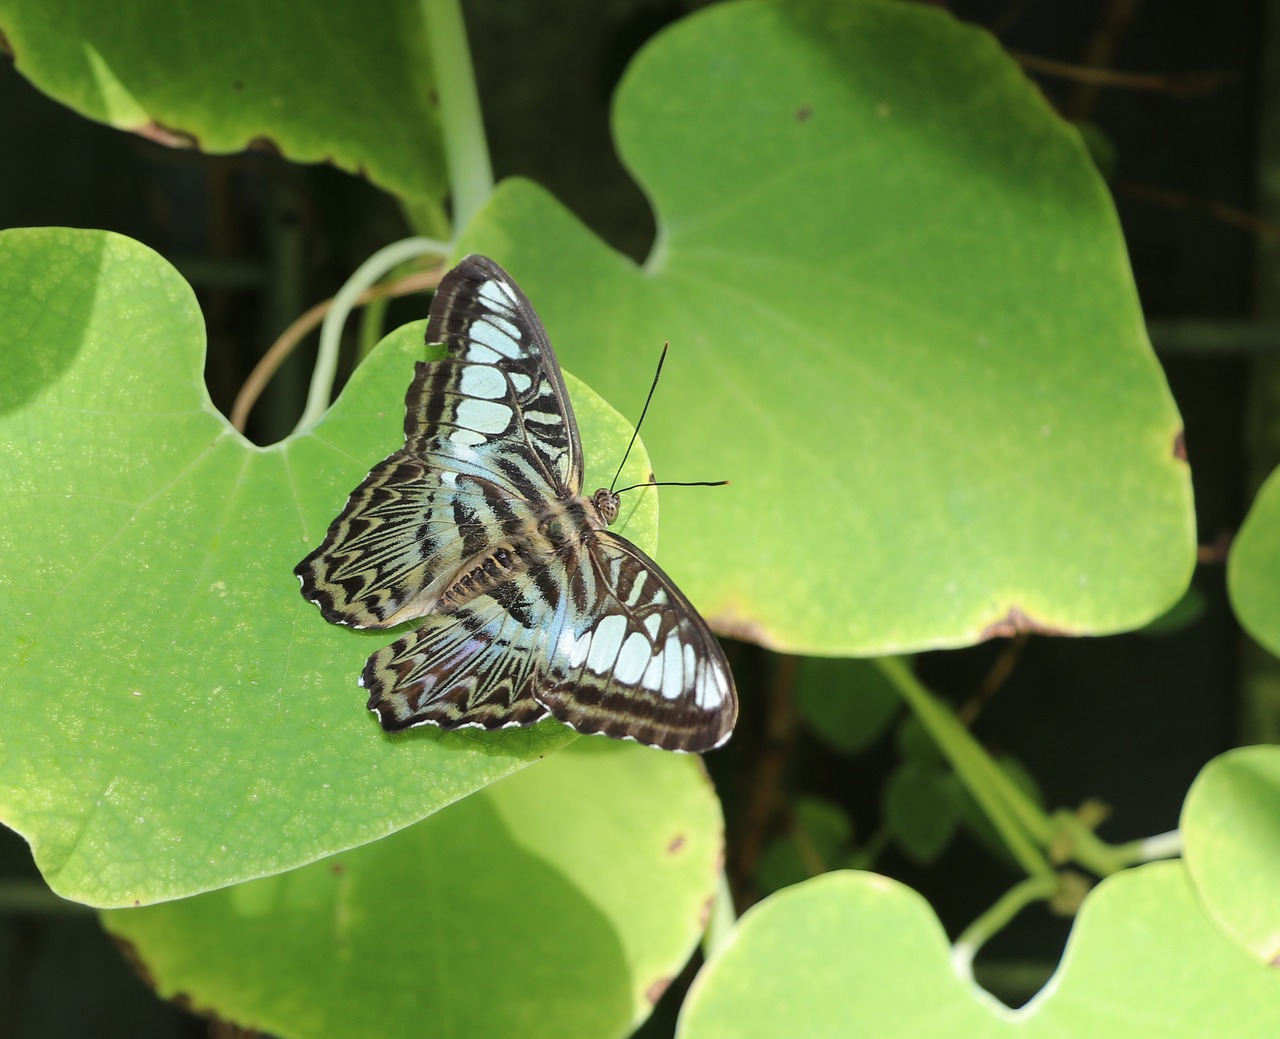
(296, 255), (737, 752)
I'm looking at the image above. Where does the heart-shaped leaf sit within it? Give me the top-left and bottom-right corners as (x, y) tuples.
(103, 740), (722, 1039)
(457, 0), (1193, 654)
(0, 227), (656, 906)
(679, 863), (1280, 1036)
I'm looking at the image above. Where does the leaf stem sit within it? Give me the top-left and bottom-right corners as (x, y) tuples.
(875, 657), (1054, 879)
(877, 658), (1184, 881)
(951, 873), (1060, 983)
(291, 236), (449, 436)
(703, 868), (737, 959)
(423, 0), (493, 232)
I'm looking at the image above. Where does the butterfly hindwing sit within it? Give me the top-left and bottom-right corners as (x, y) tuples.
(362, 585), (554, 732)
(537, 531), (736, 752)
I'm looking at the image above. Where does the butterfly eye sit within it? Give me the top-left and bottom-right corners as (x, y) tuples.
(593, 488), (620, 525)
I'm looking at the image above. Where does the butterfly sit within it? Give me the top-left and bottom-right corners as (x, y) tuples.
(295, 254), (737, 752)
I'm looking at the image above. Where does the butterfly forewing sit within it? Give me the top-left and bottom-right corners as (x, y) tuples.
(296, 254), (738, 752)
(417, 257), (582, 495)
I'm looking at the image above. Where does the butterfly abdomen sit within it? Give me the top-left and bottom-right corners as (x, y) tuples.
(438, 542), (526, 611)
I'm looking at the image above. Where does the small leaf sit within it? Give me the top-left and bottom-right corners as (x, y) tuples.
(1182, 745), (1280, 962)
(1229, 466), (1280, 658)
(794, 657), (900, 755)
(756, 796), (853, 894)
(883, 762), (960, 864)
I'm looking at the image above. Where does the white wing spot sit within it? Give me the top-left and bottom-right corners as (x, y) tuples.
(478, 278), (519, 311)
(458, 364), (508, 399)
(642, 654), (665, 692)
(626, 569), (649, 607)
(560, 628), (591, 668)
(587, 614), (628, 674)
(455, 398), (513, 434)
(698, 663), (731, 710)
(615, 631), (652, 685)
(470, 316), (522, 359)
(448, 428), (486, 448)
(661, 632), (684, 700)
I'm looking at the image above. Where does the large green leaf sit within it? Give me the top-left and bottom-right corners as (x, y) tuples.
(678, 864), (1280, 1037)
(1182, 746), (1280, 961)
(0, 227), (658, 906)
(459, 0), (1193, 654)
(0, 0), (443, 206)
(103, 740), (721, 1039)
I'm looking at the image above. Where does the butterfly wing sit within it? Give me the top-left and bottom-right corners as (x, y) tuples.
(536, 531), (738, 753)
(295, 255), (581, 629)
(362, 583), (554, 732)
(416, 254), (583, 495)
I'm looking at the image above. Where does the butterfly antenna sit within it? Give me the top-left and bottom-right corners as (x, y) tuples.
(610, 342), (669, 493)
(609, 343), (729, 497)
(613, 478), (730, 494)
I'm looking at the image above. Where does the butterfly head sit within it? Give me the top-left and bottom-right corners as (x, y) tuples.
(591, 487), (620, 526)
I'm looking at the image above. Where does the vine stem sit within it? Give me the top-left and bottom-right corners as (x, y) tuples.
(951, 873), (1061, 983)
(422, 0), (493, 232)
(291, 237), (449, 436)
(876, 657), (1182, 881)
(875, 656), (1055, 879)
(703, 869), (736, 959)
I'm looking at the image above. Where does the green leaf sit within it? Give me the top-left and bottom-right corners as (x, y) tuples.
(0, 0), (444, 206)
(1182, 745), (1280, 962)
(755, 796), (853, 894)
(1229, 466), (1280, 657)
(679, 864), (1280, 1037)
(883, 762), (960, 864)
(459, 0), (1193, 655)
(794, 657), (900, 755)
(0, 227), (657, 906)
(102, 739), (722, 1039)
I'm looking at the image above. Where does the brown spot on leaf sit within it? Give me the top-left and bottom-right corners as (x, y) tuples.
(980, 607), (1072, 640)
(796, 104), (813, 122)
(331, 861), (346, 875)
(646, 976), (674, 1005)
(1173, 429), (1187, 461)
(667, 833), (687, 854)
(698, 890), (716, 929)
(135, 122), (198, 149)
(706, 608), (769, 646)
(246, 135), (282, 157)
(110, 933), (155, 988)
